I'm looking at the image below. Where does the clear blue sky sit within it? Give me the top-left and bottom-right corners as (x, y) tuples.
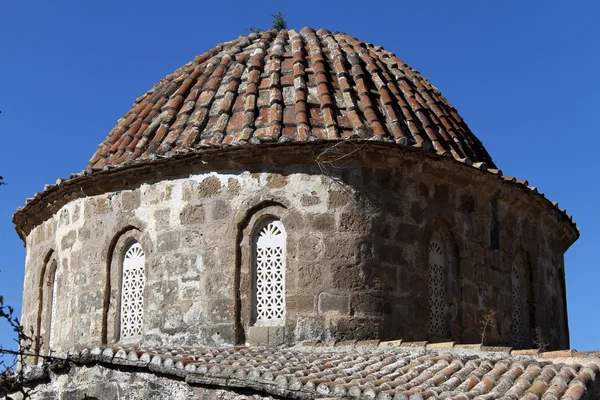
(1, 1), (598, 355)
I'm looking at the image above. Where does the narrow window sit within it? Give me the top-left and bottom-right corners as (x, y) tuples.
(253, 220), (286, 326)
(48, 267), (58, 350)
(429, 239), (449, 337)
(512, 266), (523, 348)
(120, 242), (146, 338)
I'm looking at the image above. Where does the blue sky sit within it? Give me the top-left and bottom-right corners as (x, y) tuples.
(0, 1), (598, 356)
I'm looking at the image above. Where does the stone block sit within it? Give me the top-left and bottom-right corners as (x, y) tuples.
(318, 292), (350, 315)
(153, 208), (171, 226)
(282, 209), (305, 232)
(121, 190), (141, 211)
(268, 326), (285, 345)
(267, 173), (288, 188)
(157, 231), (180, 252)
(210, 200), (231, 221)
(363, 264), (397, 291)
(247, 326), (269, 345)
(308, 213), (335, 232)
(297, 264), (331, 292)
(198, 176), (222, 197)
(227, 177), (241, 196)
(179, 204), (204, 225)
(296, 235), (321, 261)
(327, 316), (383, 340)
(332, 264), (364, 290)
(378, 244), (406, 265)
(338, 210), (371, 233)
(394, 223), (419, 244)
(410, 202), (424, 223)
(300, 194), (321, 206)
(207, 297), (234, 324)
(328, 190), (351, 209)
(292, 316), (325, 342)
(459, 193), (476, 214)
(322, 236), (355, 261)
(61, 230), (77, 250)
(352, 293), (392, 316)
(287, 294), (315, 315)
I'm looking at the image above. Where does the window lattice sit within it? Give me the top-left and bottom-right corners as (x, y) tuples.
(120, 243), (146, 338)
(48, 269), (58, 349)
(254, 220), (286, 325)
(429, 240), (448, 337)
(512, 267), (523, 348)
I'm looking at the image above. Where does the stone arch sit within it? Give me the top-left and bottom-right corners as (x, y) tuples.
(102, 224), (151, 344)
(234, 200), (288, 344)
(35, 249), (59, 360)
(426, 225), (458, 341)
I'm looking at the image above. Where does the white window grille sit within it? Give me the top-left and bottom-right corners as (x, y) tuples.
(253, 220), (286, 326)
(429, 240), (449, 337)
(48, 268), (58, 349)
(512, 266), (523, 348)
(120, 242), (146, 338)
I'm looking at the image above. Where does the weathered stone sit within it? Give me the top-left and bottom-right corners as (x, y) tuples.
(157, 231), (181, 252)
(332, 264), (364, 290)
(338, 210), (370, 233)
(318, 292), (350, 315)
(227, 177), (241, 196)
(122, 190), (141, 211)
(328, 190), (351, 209)
(266, 173), (287, 188)
(198, 176), (221, 197)
(308, 213), (335, 232)
(154, 208), (171, 226)
(210, 200), (231, 221)
(61, 230), (77, 250)
(300, 194), (320, 206)
(18, 160), (573, 355)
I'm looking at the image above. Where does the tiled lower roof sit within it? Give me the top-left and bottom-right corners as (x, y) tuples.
(34, 342), (600, 399)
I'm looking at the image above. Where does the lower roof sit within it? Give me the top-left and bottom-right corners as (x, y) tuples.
(26, 342), (600, 399)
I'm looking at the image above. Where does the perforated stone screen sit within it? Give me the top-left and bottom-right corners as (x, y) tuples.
(512, 267), (523, 348)
(253, 220), (286, 326)
(120, 243), (146, 338)
(429, 240), (448, 337)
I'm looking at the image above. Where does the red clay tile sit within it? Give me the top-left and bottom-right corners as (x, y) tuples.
(87, 28), (497, 170)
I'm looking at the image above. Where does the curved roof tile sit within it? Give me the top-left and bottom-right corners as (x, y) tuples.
(88, 27), (496, 169)
(28, 343), (600, 399)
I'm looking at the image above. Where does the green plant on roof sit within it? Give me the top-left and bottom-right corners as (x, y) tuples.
(271, 12), (287, 30)
(247, 12), (287, 34)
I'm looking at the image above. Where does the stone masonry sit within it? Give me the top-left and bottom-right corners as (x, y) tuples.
(18, 144), (576, 353)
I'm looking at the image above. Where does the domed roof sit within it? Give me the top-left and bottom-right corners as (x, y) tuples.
(89, 27), (496, 169)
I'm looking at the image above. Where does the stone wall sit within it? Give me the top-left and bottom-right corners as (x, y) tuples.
(12, 363), (276, 400)
(19, 145), (576, 352)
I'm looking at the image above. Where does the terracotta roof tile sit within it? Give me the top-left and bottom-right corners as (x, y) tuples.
(87, 27), (497, 169)
(33, 344), (599, 399)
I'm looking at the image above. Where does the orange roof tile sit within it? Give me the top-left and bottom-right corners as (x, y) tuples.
(87, 27), (496, 169)
(32, 343), (600, 399)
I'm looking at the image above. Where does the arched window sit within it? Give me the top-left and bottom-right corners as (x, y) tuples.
(252, 220), (286, 326)
(428, 239), (450, 338)
(120, 242), (146, 339)
(512, 266), (523, 348)
(48, 265), (58, 350)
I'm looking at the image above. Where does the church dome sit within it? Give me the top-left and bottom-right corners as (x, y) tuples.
(88, 27), (496, 169)
(15, 26), (578, 358)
